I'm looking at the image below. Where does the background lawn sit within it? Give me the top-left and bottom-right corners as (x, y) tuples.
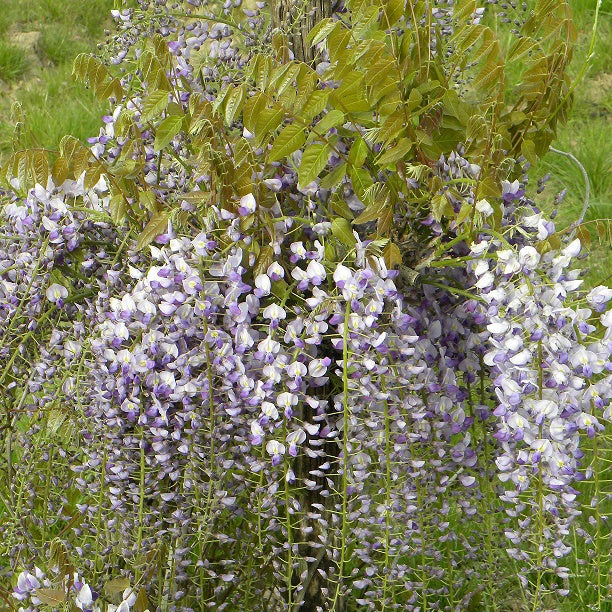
(0, 0), (116, 158)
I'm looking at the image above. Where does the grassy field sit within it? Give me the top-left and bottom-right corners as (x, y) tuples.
(0, 0), (116, 157)
(539, 0), (612, 288)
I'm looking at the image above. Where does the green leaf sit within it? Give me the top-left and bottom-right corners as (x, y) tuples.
(349, 166), (373, 201)
(332, 217), (357, 248)
(348, 136), (368, 168)
(307, 18), (337, 46)
(268, 124), (306, 163)
(310, 110), (345, 140)
(224, 84), (246, 126)
(353, 5), (380, 39)
(507, 35), (537, 62)
(254, 108), (284, 146)
(139, 189), (158, 213)
(521, 139), (538, 165)
(456, 201), (473, 226)
(382, 0), (405, 26)
(320, 162), (347, 190)
(243, 93), (266, 134)
(298, 90), (330, 122)
(142, 90), (169, 122)
(376, 137), (413, 166)
(47, 410), (67, 436)
(154, 115), (183, 152)
(354, 199), (389, 224)
(135, 212), (169, 251)
(109, 194), (127, 225)
(330, 190), (354, 219)
(298, 143), (330, 189)
(431, 194), (450, 222)
(331, 73), (371, 113)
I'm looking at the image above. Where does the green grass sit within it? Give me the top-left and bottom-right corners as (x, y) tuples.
(532, 0), (612, 288)
(0, 64), (110, 153)
(40, 24), (90, 66)
(0, 42), (29, 82)
(0, 0), (115, 157)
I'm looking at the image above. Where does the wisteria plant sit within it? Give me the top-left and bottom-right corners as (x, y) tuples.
(0, 1), (609, 611)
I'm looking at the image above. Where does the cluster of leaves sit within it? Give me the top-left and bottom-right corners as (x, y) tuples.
(1, 0), (577, 265)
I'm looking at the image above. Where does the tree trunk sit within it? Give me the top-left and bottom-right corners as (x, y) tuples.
(270, 4), (340, 609)
(271, 0), (334, 64)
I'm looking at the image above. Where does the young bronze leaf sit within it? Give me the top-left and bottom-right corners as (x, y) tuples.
(73, 53), (124, 101)
(35, 589), (67, 606)
(104, 578), (132, 597)
(84, 165), (103, 191)
(383, 241), (403, 269)
(135, 211), (169, 251)
(52, 157), (69, 186)
(134, 587), (150, 612)
(268, 124), (306, 163)
(32, 150), (49, 186)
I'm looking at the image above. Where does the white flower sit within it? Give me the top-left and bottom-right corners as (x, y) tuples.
(518, 246), (540, 270)
(238, 193), (257, 215)
(562, 238), (581, 258)
(509, 349), (531, 366)
(267, 261), (285, 280)
(277, 392), (298, 409)
(261, 401), (279, 420)
(586, 286), (612, 310)
(46, 283), (68, 303)
(266, 440), (286, 456)
(263, 304), (286, 320)
(333, 264), (352, 286)
(75, 584), (93, 610)
(475, 199), (493, 217)
(473, 259), (489, 277)
(497, 249), (520, 275)
(290, 242), (307, 259)
(470, 240), (489, 256)
(475, 271), (494, 289)
(487, 320), (510, 335)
